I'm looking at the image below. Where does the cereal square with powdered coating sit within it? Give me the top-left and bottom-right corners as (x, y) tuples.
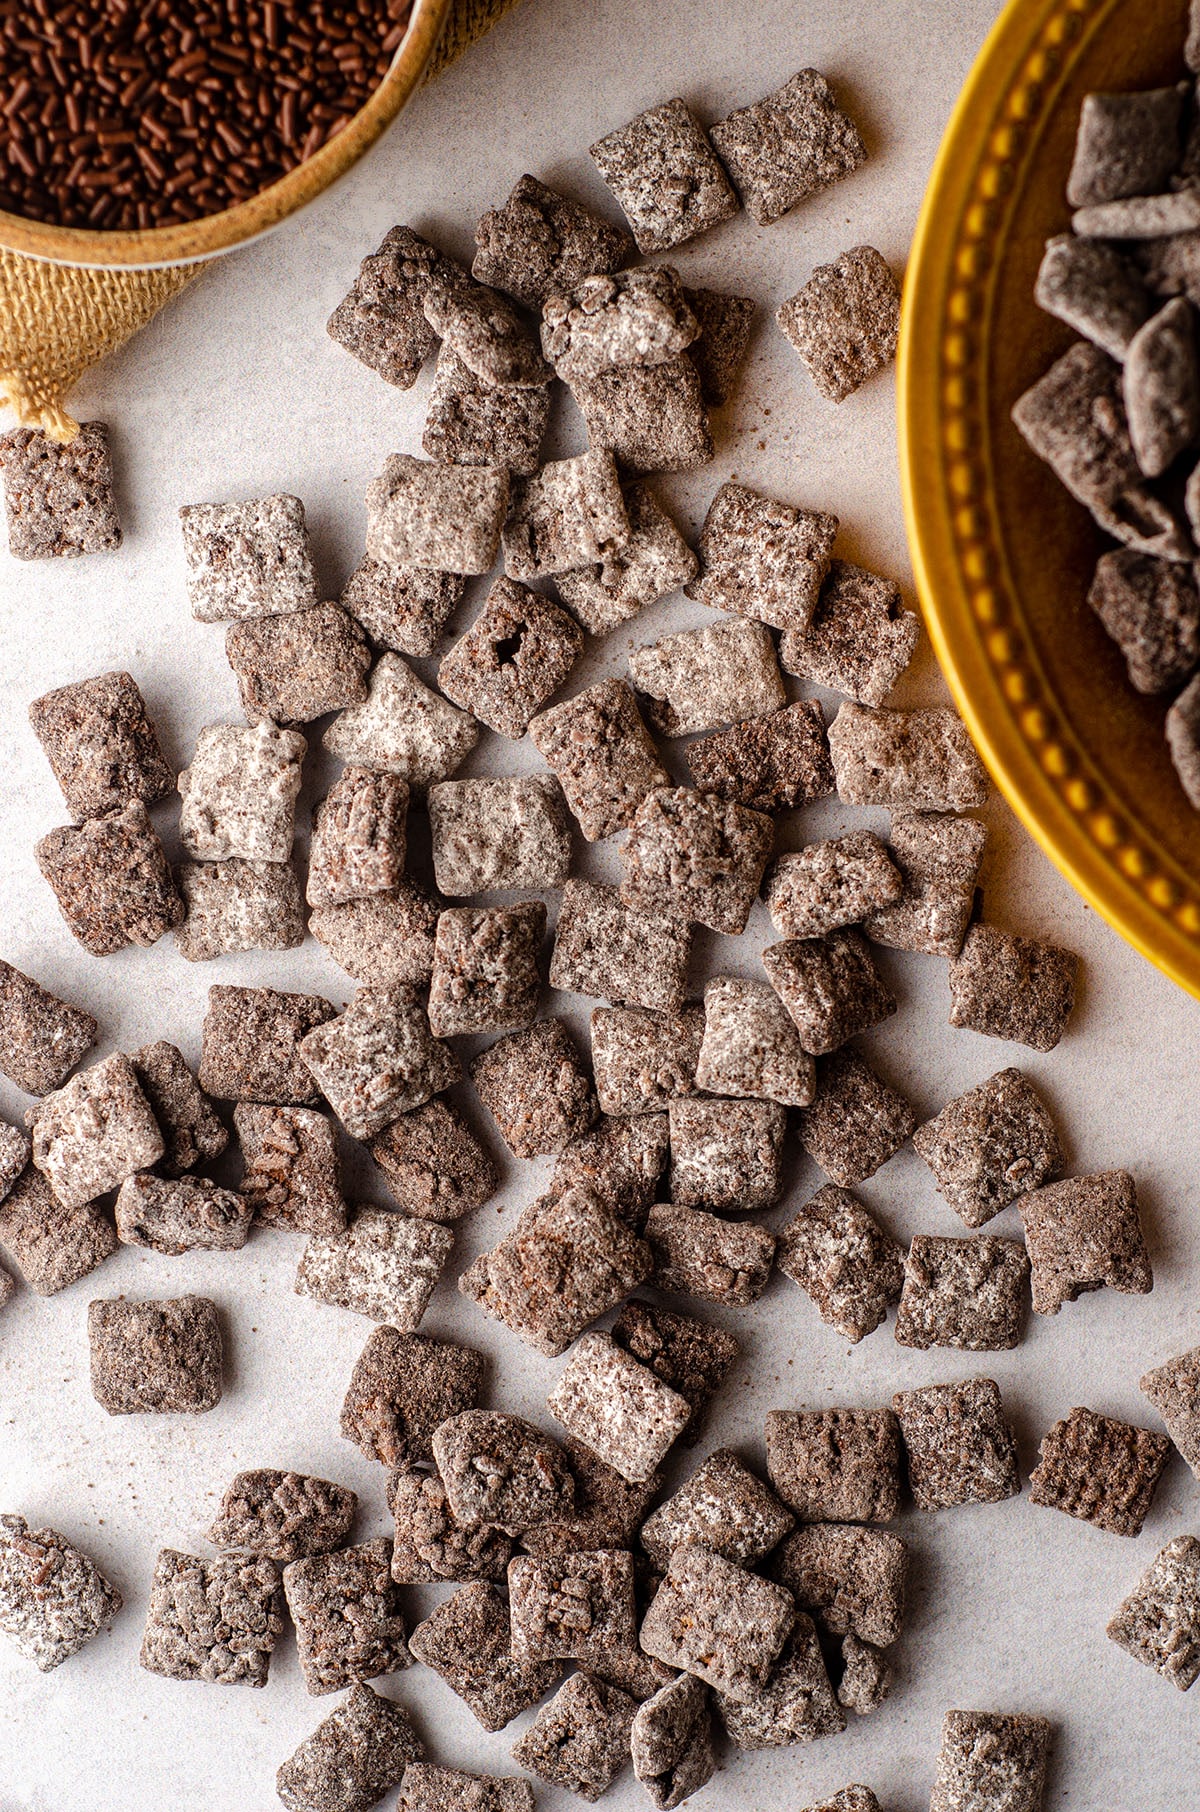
(433, 1410), (576, 1532)
(913, 1069), (1064, 1229)
(555, 484), (697, 637)
(687, 700), (835, 813)
(0, 1514), (122, 1670)
(777, 1185), (905, 1344)
(640, 1543), (794, 1701)
(797, 1048), (915, 1186)
(763, 930), (896, 1056)
(553, 1116), (669, 1225)
(612, 1298), (739, 1428)
(283, 1538), (409, 1695)
(30, 670), (172, 820)
(530, 679), (669, 842)
(949, 924), (1079, 1051)
(503, 449), (630, 581)
(0, 961), (96, 1096)
(550, 880), (692, 1014)
(518, 1435), (661, 1560)
(892, 1377), (1021, 1510)
(369, 1098), (496, 1222)
(668, 1096), (786, 1211)
(179, 494), (317, 622)
(570, 356), (715, 474)
(408, 1580), (560, 1729)
(341, 1327), (484, 1466)
(30, 1052), (163, 1208)
(326, 224), (454, 386)
(1088, 548), (1200, 695)
(780, 559), (920, 706)
(765, 1409), (901, 1523)
(715, 1615), (845, 1748)
(696, 976), (815, 1107)
(114, 1173), (251, 1253)
(438, 578), (583, 737)
(620, 787), (774, 935)
(1035, 234), (1154, 360)
(548, 1331), (692, 1481)
(89, 1295), (222, 1414)
(474, 174), (634, 309)
(207, 1470), (356, 1561)
(341, 553), (464, 658)
(0, 422), (121, 559)
(37, 802), (184, 954)
(685, 286), (756, 404)
(591, 1006), (703, 1117)
(929, 1710), (1051, 1812)
(131, 1042), (227, 1177)
(771, 1522), (907, 1647)
(1066, 84), (1186, 208)
(175, 859), (305, 962)
(865, 810), (987, 957)
(895, 1235), (1029, 1351)
(309, 879), (441, 988)
(390, 1465), (512, 1583)
(235, 1103), (345, 1234)
(276, 1683), (423, 1812)
(645, 1202), (775, 1305)
(1107, 1535), (1200, 1689)
(428, 902), (544, 1038)
(428, 775), (571, 894)
(307, 769), (407, 908)
(632, 1672), (716, 1809)
(778, 247), (901, 402)
(590, 99), (739, 253)
(0, 1168), (116, 1294)
(512, 1669), (638, 1801)
(710, 70), (866, 225)
(470, 1017), (597, 1157)
(686, 481), (837, 633)
(1167, 671), (1200, 808)
(630, 617), (785, 736)
(541, 266), (699, 383)
(1029, 1406), (1169, 1536)
(421, 277), (552, 389)
(0, 1121), (28, 1204)
(422, 345), (551, 475)
(829, 703), (989, 810)
(325, 653), (480, 785)
(509, 1549), (637, 1666)
(836, 1641), (892, 1717)
(1141, 1346), (1200, 1480)
(295, 1209), (453, 1327)
(177, 722), (306, 863)
(225, 603), (370, 726)
(365, 453), (509, 575)
(765, 834), (902, 940)
(403, 1765), (535, 1812)
(299, 986), (459, 1140)
(641, 1448), (794, 1570)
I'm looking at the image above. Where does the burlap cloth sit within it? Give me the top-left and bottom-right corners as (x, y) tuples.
(0, 0), (521, 441)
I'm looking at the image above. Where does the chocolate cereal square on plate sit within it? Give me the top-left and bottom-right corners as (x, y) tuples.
(369, 1098), (496, 1223)
(829, 702), (989, 810)
(438, 578), (583, 737)
(502, 449), (630, 581)
(569, 356), (715, 475)
(765, 833), (902, 940)
(179, 494), (317, 622)
(470, 1017), (597, 1157)
(589, 98), (739, 253)
(590, 1006), (703, 1117)
(225, 603), (370, 725)
(89, 1295), (223, 1414)
(175, 859), (305, 962)
(930, 1710), (1051, 1812)
(1167, 672), (1200, 808)
(177, 722), (306, 862)
(283, 1538), (409, 1696)
(1107, 1535), (1200, 1689)
(530, 679), (669, 842)
(141, 1548), (282, 1687)
(641, 1448), (794, 1570)
(295, 1210), (453, 1328)
(696, 976), (816, 1107)
(309, 879), (441, 988)
(365, 452), (509, 576)
(912, 1068), (1064, 1229)
(778, 247), (901, 403)
(131, 1042), (227, 1178)
(865, 811), (987, 958)
(687, 700), (835, 813)
(620, 787), (774, 935)
(644, 1202), (775, 1306)
(631, 1673), (716, 1811)
(1141, 1346), (1200, 1480)
(341, 1327), (484, 1466)
(0, 960), (96, 1096)
(1088, 548), (1200, 694)
(30, 1052), (162, 1207)
(1035, 234), (1154, 360)
(763, 930), (897, 1055)
(433, 1410), (575, 1533)
(403, 1765), (533, 1812)
(0, 1514), (122, 1671)
(235, 1103), (345, 1234)
(771, 1522), (907, 1647)
(307, 768), (407, 909)
(777, 1185), (905, 1343)
(422, 345), (551, 476)
(0, 1168), (116, 1295)
(1122, 298), (1199, 479)
(639, 1543), (794, 1701)
(551, 879), (692, 1013)
(473, 174), (633, 310)
(612, 1298), (740, 1425)
(207, 1470), (356, 1562)
(30, 670), (172, 820)
(428, 775), (571, 893)
(714, 1615), (845, 1748)
(340, 554), (464, 658)
(1029, 1406), (1170, 1537)
(541, 266), (699, 383)
(548, 1330), (691, 1481)
(201, 986), (335, 1106)
(797, 1048), (915, 1186)
(508, 1549), (637, 1666)
(408, 1580), (560, 1729)
(1066, 84), (1186, 208)
(325, 224), (452, 386)
(710, 70), (866, 225)
(428, 902), (545, 1038)
(299, 986), (459, 1140)
(511, 1670), (637, 1801)
(553, 1117), (669, 1225)
(37, 802), (184, 955)
(685, 286), (756, 405)
(554, 483), (698, 636)
(0, 422), (120, 559)
(892, 1377), (1020, 1510)
(114, 1173), (251, 1254)
(629, 617), (785, 736)
(686, 480), (837, 633)
(781, 559), (920, 706)
(894, 1235), (1030, 1351)
(276, 1684), (422, 1812)
(668, 1096), (786, 1211)
(765, 1408), (901, 1523)
(948, 924), (1079, 1052)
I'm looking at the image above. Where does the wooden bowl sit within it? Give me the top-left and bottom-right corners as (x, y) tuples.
(899, 0), (1200, 995)
(0, 0), (452, 269)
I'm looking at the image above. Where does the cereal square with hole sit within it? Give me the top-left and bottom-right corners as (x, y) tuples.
(590, 98), (739, 253)
(696, 976), (815, 1107)
(309, 878), (441, 988)
(553, 1116), (669, 1226)
(685, 285), (757, 404)
(502, 449), (630, 581)
(276, 1684), (423, 1812)
(433, 1410), (576, 1533)
(715, 1616), (845, 1748)
(175, 859), (305, 962)
(428, 775), (571, 894)
(1019, 1170), (1151, 1314)
(390, 1464), (512, 1584)
(912, 1068), (1064, 1228)
(421, 275), (552, 389)
(508, 1549), (637, 1667)
(177, 722), (306, 863)
(474, 174), (634, 310)
(949, 924), (1079, 1051)
(295, 1209), (453, 1328)
(930, 1711), (1051, 1812)
(639, 1543), (794, 1701)
(629, 617), (785, 736)
(30, 670), (172, 820)
(37, 802), (184, 954)
(777, 1185), (905, 1343)
(550, 880), (692, 1014)
(511, 1670), (638, 1802)
(554, 484), (697, 636)
(29, 1052), (163, 1208)
(324, 654), (479, 785)
(781, 559), (920, 706)
(765, 834), (901, 942)
(1107, 1536), (1200, 1689)
(438, 579), (583, 737)
(778, 247), (901, 402)
(140, 1548), (283, 1688)
(710, 69), (866, 224)
(131, 1042), (227, 1178)
(1029, 1406), (1170, 1537)
(641, 1449), (794, 1570)
(548, 1331), (691, 1482)
(207, 1470), (356, 1562)
(423, 346), (551, 475)
(686, 481), (837, 633)
(632, 1673), (716, 1809)
(224, 602), (370, 726)
(797, 1048), (915, 1186)
(89, 1295), (223, 1415)
(892, 1377), (1021, 1510)
(0, 422), (120, 560)
(569, 355), (715, 474)
(365, 452), (509, 575)
(765, 1408), (901, 1523)
(612, 1298), (740, 1428)
(0, 1514), (122, 1671)
(179, 494), (317, 622)
(620, 787), (774, 935)
(283, 1538), (409, 1696)
(326, 224), (454, 387)
(772, 1521), (907, 1648)
(541, 266), (700, 383)
(829, 703), (989, 810)
(470, 1017), (597, 1158)
(408, 1580), (561, 1730)
(341, 1327), (484, 1466)
(234, 1103), (345, 1234)
(306, 768), (407, 909)
(865, 811), (987, 957)
(687, 700), (835, 814)
(530, 680), (669, 842)
(0, 1169), (116, 1295)
(0, 960), (97, 1096)
(668, 1096), (786, 1211)
(1141, 1345), (1200, 1481)
(428, 902), (545, 1039)
(114, 1173), (251, 1254)
(644, 1202), (776, 1305)
(298, 986), (458, 1140)
(590, 1006), (704, 1117)
(369, 1098), (496, 1222)
(894, 1235), (1030, 1351)
(763, 930), (897, 1055)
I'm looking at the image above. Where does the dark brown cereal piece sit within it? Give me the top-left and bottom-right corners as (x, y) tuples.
(177, 723), (305, 863)
(570, 355), (715, 475)
(470, 1017), (598, 1158)
(548, 1331), (692, 1482)
(0, 1122), (27, 1203)
(309, 881), (441, 988)
(0, 1167), (116, 1294)
(641, 1448), (794, 1570)
(502, 449), (630, 582)
(695, 976), (815, 1107)
(1035, 234), (1156, 360)
(776, 1185), (905, 1344)
(802, 1786), (882, 1812)
(895, 1235), (1030, 1352)
(836, 1639), (892, 1716)
(508, 1549), (637, 1666)
(763, 930), (897, 1056)
(114, 1173), (251, 1254)
(550, 880), (692, 1014)
(365, 453), (509, 577)
(88, 1295), (223, 1415)
(432, 1410), (575, 1533)
(772, 1522), (906, 1648)
(949, 924), (1079, 1052)
(864, 810), (987, 957)
(710, 70), (866, 225)
(341, 1328), (484, 1467)
(1029, 1406), (1170, 1537)
(0, 422), (120, 558)
(591, 1006), (704, 1117)
(631, 1673), (715, 1808)
(299, 986), (459, 1141)
(369, 1099), (496, 1223)
(892, 1378), (1021, 1510)
(1088, 547), (1200, 694)
(553, 484), (698, 637)
(0, 960), (96, 1096)
(390, 1465), (512, 1583)
(0, 1514), (122, 1670)
(930, 1710), (1051, 1812)
(765, 1409), (901, 1524)
(1107, 1535), (1200, 1689)
(553, 1115), (669, 1225)
(668, 1096), (786, 1212)
(1067, 85), (1186, 208)
(428, 775), (572, 893)
(1124, 297), (1200, 478)
(715, 1615), (846, 1748)
(797, 1047), (915, 1187)
(629, 617), (785, 736)
(200, 985), (335, 1106)
(685, 286), (756, 405)
(175, 859), (305, 963)
(541, 266), (699, 383)
(141, 1548), (282, 1687)
(178, 494), (318, 622)
(36, 802), (184, 955)
(620, 787), (774, 935)
(912, 1068), (1064, 1229)
(308, 770), (408, 910)
(590, 99), (739, 254)
(208, 1471), (356, 1562)
(29, 671), (171, 820)
(294, 1210), (454, 1329)
(473, 174), (634, 310)
(131, 1042), (227, 1178)
(235, 1104), (345, 1235)
(1141, 1346), (1200, 1480)
(686, 481), (836, 633)
(438, 578), (583, 737)
(29, 1052), (162, 1207)
(644, 1202), (775, 1306)
(777, 247), (900, 403)
(407, 1581), (561, 1729)
(612, 1298), (740, 1432)
(766, 834), (902, 941)
(529, 680), (669, 842)
(518, 1435), (661, 1560)
(403, 1765), (534, 1812)
(283, 1539), (409, 1696)
(276, 1683), (423, 1812)
(428, 903), (544, 1039)
(326, 224), (455, 387)
(781, 558), (921, 708)
(340, 554), (464, 659)
(687, 701), (834, 814)
(511, 1669), (637, 1801)
(640, 1543), (794, 1701)
(422, 345), (550, 476)
(225, 604), (371, 726)
(421, 276), (552, 389)
(829, 702), (989, 810)
(1168, 669), (1200, 807)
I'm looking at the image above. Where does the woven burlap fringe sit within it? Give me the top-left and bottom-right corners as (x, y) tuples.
(0, 0), (521, 442)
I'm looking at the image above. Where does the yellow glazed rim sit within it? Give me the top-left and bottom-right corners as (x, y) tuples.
(899, 0), (1200, 1000)
(0, 0), (452, 269)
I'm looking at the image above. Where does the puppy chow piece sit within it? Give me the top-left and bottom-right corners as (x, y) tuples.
(512, 1669), (637, 1801)
(1076, 196), (1200, 240)
(325, 223), (457, 386)
(89, 1295), (222, 1415)
(428, 902), (544, 1039)
(687, 700), (835, 816)
(766, 833), (902, 940)
(685, 286), (756, 405)
(630, 1672), (715, 1809)
(801, 1789), (881, 1812)
(175, 859), (304, 962)
(235, 1104), (345, 1234)
(342, 1328), (484, 1467)
(645, 1202), (775, 1306)
(30, 1052), (163, 1208)
(140, 1549), (281, 1686)
(550, 880), (692, 1014)
(307, 769), (407, 911)
(473, 174), (634, 310)
(776, 1185), (905, 1343)
(0, 1514), (121, 1670)
(929, 1709), (1051, 1812)
(1088, 546), (1200, 695)
(390, 1465), (512, 1583)
(369, 1098), (496, 1223)
(620, 786), (774, 935)
(402, 1766), (534, 1812)
(710, 69), (866, 225)
(913, 1068), (1064, 1228)
(0, 422), (120, 558)
(130, 1042), (226, 1177)
(309, 880), (441, 988)
(502, 448), (630, 581)
(114, 1173), (251, 1254)
(1107, 1535), (1200, 1690)
(438, 578), (582, 737)
(715, 1615), (845, 1748)
(641, 1449), (794, 1570)
(298, 986), (458, 1140)
(542, 265), (700, 382)
(864, 810), (987, 957)
(208, 1471), (356, 1562)
(518, 1435), (661, 1560)
(830, 702), (989, 810)
(177, 722), (305, 864)
(611, 1298), (739, 1429)
(554, 483), (698, 636)
(529, 679), (669, 841)
(772, 1522), (906, 1648)
(341, 554), (463, 659)
(1124, 297), (1200, 478)
(765, 1408), (901, 1524)
(179, 494), (317, 622)
(798, 1047), (915, 1186)
(778, 246), (901, 402)
(430, 792), (568, 910)
(275, 1683), (423, 1812)
(30, 670), (172, 821)
(782, 559), (920, 707)
(1029, 1406), (1169, 1537)
(553, 1115), (669, 1226)
(686, 480), (836, 633)
(365, 452), (509, 575)
(630, 616), (786, 736)
(36, 802), (184, 954)
(668, 1096), (786, 1211)
(892, 1378), (1021, 1510)
(462, 1184), (652, 1357)
(422, 345), (550, 476)
(1066, 84), (1187, 208)
(0, 960), (96, 1096)
(284, 1538), (409, 1696)
(470, 1017), (597, 1157)
(421, 275), (552, 388)
(0, 1121), (28, 1204)
(763, 930), (897, 1056)
(295, 1209), (453, 1328)
(432, 1410), (575, 1533)
(408, 1581), (560, 1729)
(0, 1168), (117, 1294)
(836, 1638), (892, 1715)
(895, 1235), (1029, 1351)
(949, 925), (1079, 1052)
(508, 1549), (637, 1666)
(1035, 233), (1156, 360)
(1141, 1346), (1200, 1480)
(695, 976), (815, 1107)
(324, 655), (478, 788)
(591, 1007), (704, 1118)
(590, 98), (738, 253)
(570, 355), (715, 474)
(639, 1543), (794, 1700)
(225, 603), (370, 727)
(1168, 670), (1200, 807)
(549, 1330), (691, 1481)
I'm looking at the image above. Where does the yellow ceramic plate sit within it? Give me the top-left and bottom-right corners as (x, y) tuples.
(899, 0), (1200, 995)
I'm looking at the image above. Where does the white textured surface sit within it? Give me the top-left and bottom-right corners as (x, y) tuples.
(1, 1), (1198, 1808)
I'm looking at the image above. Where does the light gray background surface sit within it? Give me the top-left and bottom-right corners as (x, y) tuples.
(1, 2), (1196, 1808)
